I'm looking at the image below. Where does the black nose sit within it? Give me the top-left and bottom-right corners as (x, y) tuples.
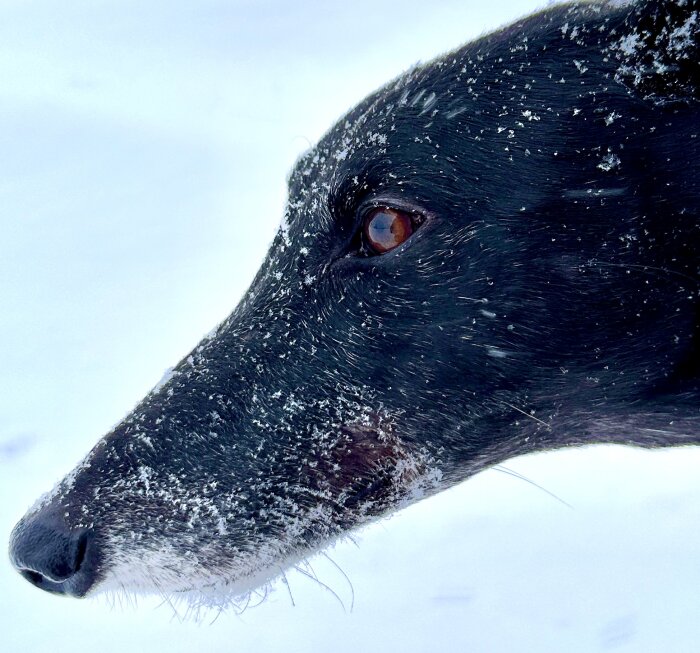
(9, 509), (100, 597)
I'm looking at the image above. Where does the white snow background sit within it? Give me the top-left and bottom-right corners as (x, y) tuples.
(2, 1), (700, 651)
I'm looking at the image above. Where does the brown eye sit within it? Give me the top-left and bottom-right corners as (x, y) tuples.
(363, 207), (415, 254)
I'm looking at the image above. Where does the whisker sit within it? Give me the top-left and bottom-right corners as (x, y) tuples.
(246, 585), (268, 610)
(150, 571), (184, 623)
(499, 400), (552, 430)
(493, 464), (573, 509)
(294, 563), (346, 611)
(300, 559), (319, 581)
(320, 551), (355, 611)
(236, 591), (252, 616)
(279, 567), (296, 607)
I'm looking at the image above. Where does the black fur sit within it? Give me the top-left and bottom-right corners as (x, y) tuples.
(9, 0), (700, 603)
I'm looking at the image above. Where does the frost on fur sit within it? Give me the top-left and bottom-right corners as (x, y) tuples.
(9, 0), (700, 609)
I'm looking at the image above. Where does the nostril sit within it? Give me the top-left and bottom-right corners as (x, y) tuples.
(74, 530), (89, 573)
(20, 569), (45, 587)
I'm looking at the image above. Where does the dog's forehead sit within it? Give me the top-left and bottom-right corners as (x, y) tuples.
(285, 6), (607, 198)
(284, 76), (470, 226)
(287, 90), (403, 188)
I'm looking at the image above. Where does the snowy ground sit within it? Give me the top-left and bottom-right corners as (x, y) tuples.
(2, 1), (700, 651)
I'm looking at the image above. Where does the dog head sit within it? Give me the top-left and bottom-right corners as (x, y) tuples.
(9, 0), (699, 605)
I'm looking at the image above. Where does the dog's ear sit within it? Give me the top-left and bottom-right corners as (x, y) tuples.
(608, 0), (699, 104)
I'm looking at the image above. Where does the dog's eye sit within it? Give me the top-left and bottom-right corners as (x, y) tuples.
(362, 207), (423, 255)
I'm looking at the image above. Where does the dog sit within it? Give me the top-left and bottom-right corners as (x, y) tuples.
(9, 0), (699, 605)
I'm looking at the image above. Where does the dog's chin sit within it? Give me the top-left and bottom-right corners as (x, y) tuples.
(92, 452), (445, 610)
(95, 539), (308, 611)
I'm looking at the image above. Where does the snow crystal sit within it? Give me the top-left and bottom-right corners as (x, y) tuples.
(669, 11), (698, 56)
(153, 366), (177, 393)
(521, 110), (540, 121)
(604, 111), (621, 126)
(598, 151), (621, 172)
(617, 33), (641, 57)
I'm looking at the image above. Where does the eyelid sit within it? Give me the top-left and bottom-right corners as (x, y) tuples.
(356, 195), (429, 219)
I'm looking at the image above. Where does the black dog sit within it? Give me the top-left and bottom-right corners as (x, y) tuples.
(9, 0), (699, 604)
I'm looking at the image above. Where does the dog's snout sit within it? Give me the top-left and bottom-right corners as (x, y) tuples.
(9, 510), (99, 597)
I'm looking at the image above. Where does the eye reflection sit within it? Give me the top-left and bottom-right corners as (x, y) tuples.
(363, 208), (414, 254)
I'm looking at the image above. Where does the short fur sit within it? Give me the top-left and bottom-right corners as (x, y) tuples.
(9, 0), (700, 605)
